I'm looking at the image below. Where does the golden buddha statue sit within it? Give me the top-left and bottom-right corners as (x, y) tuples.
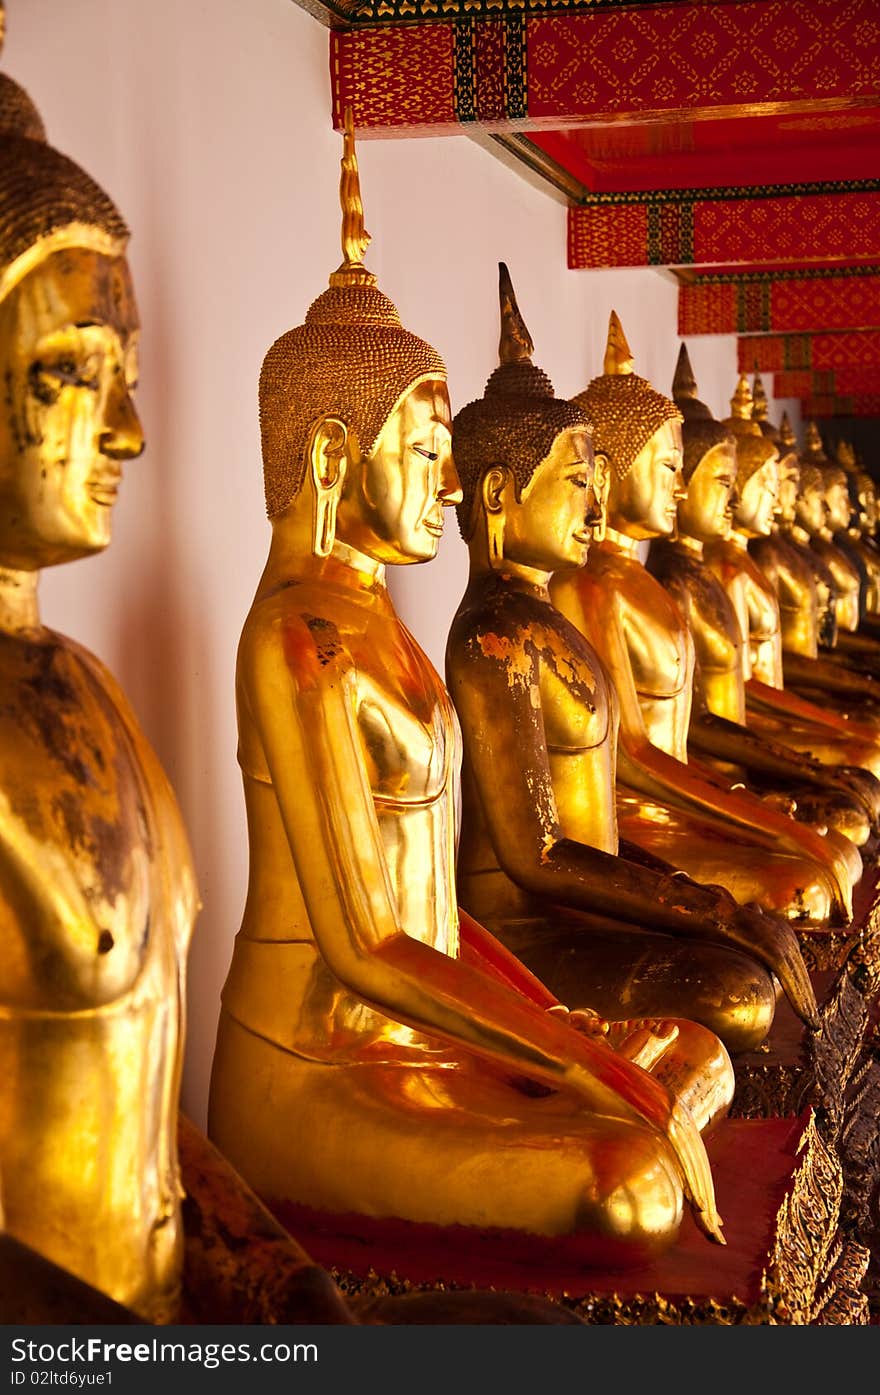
(698, 384), (880, 799)
(779, 430), (880, 694)
(0, 55), (196, 1318)
(446, 268), (816, 1055)
(801, 425), (864, 636)
(209, 121), (730, 1264)
(550, 319), (855, 927)
(835, 440), (880, 617)
(647, 347), (875, 849)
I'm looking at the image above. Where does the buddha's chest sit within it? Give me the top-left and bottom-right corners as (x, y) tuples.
(686, 571), (743, 674)
(352, 625), (458, 806)
(537, 619), (610, 753)
(742, 564), (780, 640)
(0, 637), (155, 1007)
(0, 638), (151, 897)
(619, 576), (690, 698)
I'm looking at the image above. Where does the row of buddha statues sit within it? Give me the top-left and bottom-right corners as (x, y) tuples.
(3, 9), (880, 1320)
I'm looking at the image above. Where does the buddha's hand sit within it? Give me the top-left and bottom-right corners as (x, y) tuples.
(726, 901), (820, 1031)
(545, 1003), (609, 1037)
(606, 1019), (680, 1074)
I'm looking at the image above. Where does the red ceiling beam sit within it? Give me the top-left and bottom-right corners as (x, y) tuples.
(738, 330), (880, 374)
(330, 1), (880, 135)
(801, 394), (880, 419)
(774, 367), (880, 398)
(679, 269), (880, 335)
(567, 185), (880, 270)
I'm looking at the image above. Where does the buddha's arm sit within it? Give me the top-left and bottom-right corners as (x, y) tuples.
(241, 614), (722, 1232)
(689, 709), (854, 794)
(446, 634), (817, 1028)
(783, 650), (880, 700)
(747, 675), (880, 745)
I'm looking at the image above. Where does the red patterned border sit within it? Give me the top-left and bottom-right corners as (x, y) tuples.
(569, 191), (880, 269)
(739, 330), (880, 373)
(775, 366), (880, 397)
(680, 274), (880, 334)
(331, 27), (456, 133)
(331, 3), (880, 130)
(803, 393), (880, 418)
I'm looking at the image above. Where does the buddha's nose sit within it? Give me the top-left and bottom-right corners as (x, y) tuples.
(99, 377), (145, 461)
(440, 451), (463, 506)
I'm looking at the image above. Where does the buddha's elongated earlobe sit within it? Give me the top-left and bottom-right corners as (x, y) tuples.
(308, 416), (348, 558)
(592, 452), (609, 543)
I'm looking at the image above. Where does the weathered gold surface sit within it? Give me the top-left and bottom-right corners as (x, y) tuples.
(550, 318), (855, 928)
(447, 271), (812, 1055)
(0, 56), (195, 1320)
(209, 122), (729, 1264)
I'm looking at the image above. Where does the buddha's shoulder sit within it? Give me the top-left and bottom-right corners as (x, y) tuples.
(239, 585), (369, 656)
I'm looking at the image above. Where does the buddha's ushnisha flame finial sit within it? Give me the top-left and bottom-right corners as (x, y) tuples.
(672, 341), (698, 403)
(729, 374), (753, 421)
(804, 420), (825, 456)
(780, 410), (796, 450)
(752, 370), (769, 422)
(603, 310), (634, 376)
(498, 260), (534, 365)
(330, 108), (377, 290)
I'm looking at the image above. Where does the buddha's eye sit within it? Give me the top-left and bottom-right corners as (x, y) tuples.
(31, 353), (101, 400)
(412, 445), (438, 462)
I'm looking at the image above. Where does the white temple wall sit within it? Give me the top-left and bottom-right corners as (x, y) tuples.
(6, 0), (802, 1124)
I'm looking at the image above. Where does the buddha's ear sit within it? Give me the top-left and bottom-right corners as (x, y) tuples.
(481, 466), (510, 563)
(481, 466), (509, 515)
(308, 416), (348, 558)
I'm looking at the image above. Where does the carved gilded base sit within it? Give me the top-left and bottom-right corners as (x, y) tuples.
(277, 1112), (864, 1326)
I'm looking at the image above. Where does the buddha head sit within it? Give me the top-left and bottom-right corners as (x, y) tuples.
(0, 61), (143, 571)
(795, 462), (829, 538)
(453, 263), (595, 574)
(823, 464), (854, 533)
(575, 312), (684, 542)
(671, 342), (737, 544)
(259, 113), (457, 568)
(721, 376), (779, 539)
(775, 412), (801, 526)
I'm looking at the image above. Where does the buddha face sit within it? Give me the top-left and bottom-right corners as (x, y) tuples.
(734, 456), (779, 539)
(498, 426), (598, 574)
(775, 452), (800, 526)
(605, 418), (684, 541)
(825, 475), (853, 533)
(677, 441), (737, 544)
(0, 248), (143, 570)
(795, 483), (827, 537)
(335, 379), (459, 565)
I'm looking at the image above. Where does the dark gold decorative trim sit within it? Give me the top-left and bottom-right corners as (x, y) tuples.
(291, 0), (696, 30)
(577, 179), (880, 209)
(489, 134), (589, 202)
(676, 265), (880, 289)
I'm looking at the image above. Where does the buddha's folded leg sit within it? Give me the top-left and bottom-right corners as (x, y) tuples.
(616, 790), (834, 924)
(484, 911), (775, 1058)
(209, 1012), (684, 1269)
